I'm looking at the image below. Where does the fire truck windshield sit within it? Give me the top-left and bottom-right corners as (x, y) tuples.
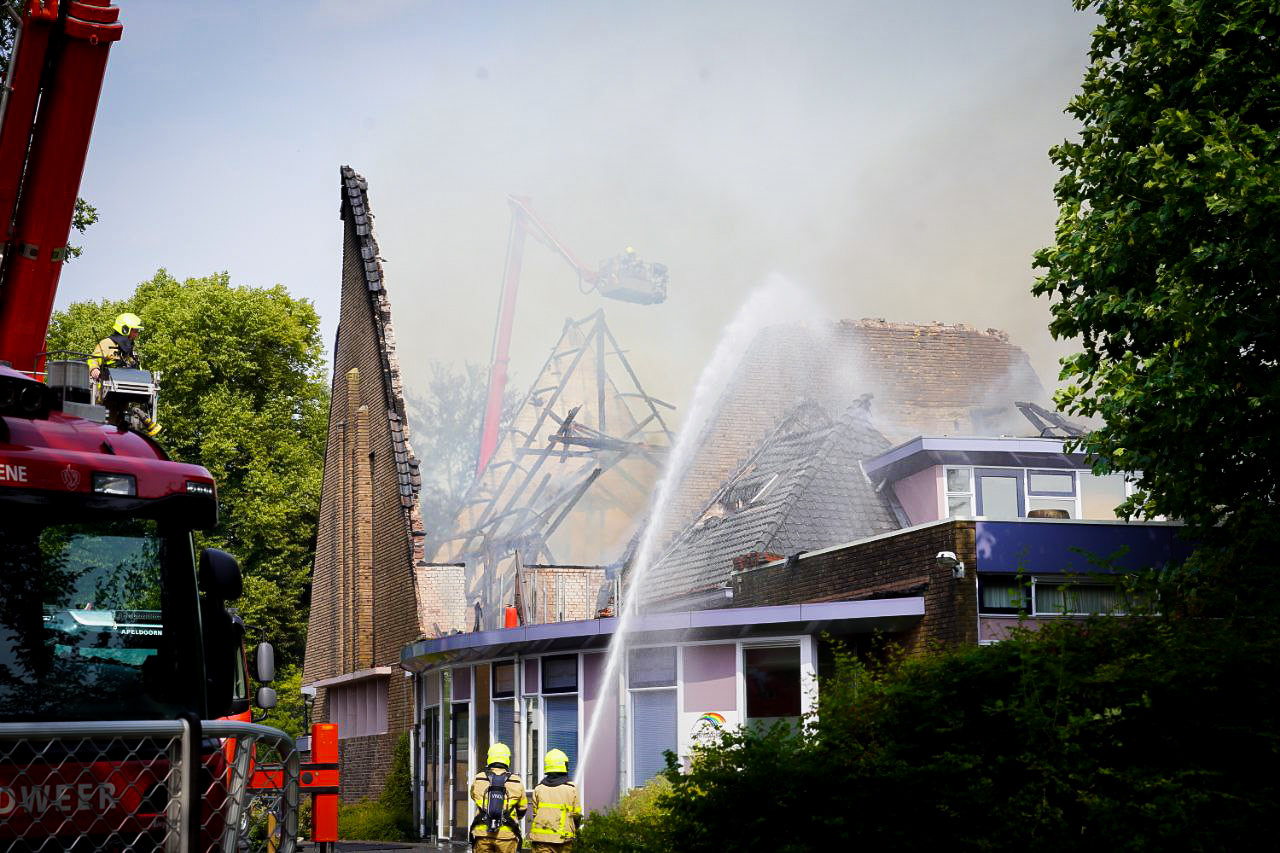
(0, 518), (204, 722)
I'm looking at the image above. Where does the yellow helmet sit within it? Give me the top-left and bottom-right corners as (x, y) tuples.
(113, 312), (143, 335)
(544, 748), (569, 774)
(487, 742), (512, 768)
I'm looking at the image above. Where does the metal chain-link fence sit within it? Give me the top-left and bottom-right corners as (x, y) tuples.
(0, 719), (298, 853)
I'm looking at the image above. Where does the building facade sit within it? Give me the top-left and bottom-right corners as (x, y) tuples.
(399, 429), (1192, 839)
(302, 167), (427, 800)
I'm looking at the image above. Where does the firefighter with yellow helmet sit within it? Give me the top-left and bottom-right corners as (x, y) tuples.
(470, 742), (527, 852)
(88, 312), (144, 380)
(529, 749), (583, 852)
(87, 312), (161, 436)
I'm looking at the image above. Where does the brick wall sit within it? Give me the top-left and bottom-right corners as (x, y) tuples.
(416, 563), (469, 635)
(733, 520), (979, 650)
(523, 565), (608, 623)
(304, 168), (424, 802)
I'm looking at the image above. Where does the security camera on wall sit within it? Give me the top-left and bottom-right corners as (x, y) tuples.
(935, 551), (966, 579)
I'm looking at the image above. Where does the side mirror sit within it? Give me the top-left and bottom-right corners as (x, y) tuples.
(255, 642), (276, 683)
(256, 686), (278, 710)
(198, 548), (243, 602)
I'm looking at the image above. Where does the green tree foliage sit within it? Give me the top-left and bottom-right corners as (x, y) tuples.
(46, 270), (328, 661)
(67, 198), (99, 259)
(259, 663), (305, 739)
(1032, 1), (1280, 536)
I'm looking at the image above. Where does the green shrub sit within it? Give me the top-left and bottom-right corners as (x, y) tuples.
(575, 776), (671, 853)
(378, 733), (415, 839)
(337, 799), (406, 842)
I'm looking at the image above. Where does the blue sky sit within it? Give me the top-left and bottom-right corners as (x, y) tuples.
(65, 0), (1096, 414)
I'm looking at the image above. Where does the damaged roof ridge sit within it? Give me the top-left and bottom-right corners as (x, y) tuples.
(843, 317), (1013, 341)
(338, 165), (426, 555)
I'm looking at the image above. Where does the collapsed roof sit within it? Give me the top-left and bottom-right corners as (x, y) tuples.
(433, 310), (673, 628)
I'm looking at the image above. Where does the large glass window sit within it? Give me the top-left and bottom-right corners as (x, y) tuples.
(744, 646), (801, 730)
(0, 518), (197, 722)
(1033, 581), (1124, 616)
(538, 654), (579, 778)
(1027, 469), (1077, 517)
(492, 660), (516, 762)
(629, 647), (677, 786)
(978, 576), (1027, 614)
(542, 655), (578, 693)
(945, 467), (1083, 519)
(474, 664), (491, 768)
(1081, 472), (1128, 520)
(976, 471), (1021, 518)
(450, 702), (470, 842)
(544, 695), (578, 776)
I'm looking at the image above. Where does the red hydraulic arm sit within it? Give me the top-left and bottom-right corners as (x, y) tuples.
(475, 196), (598, 478)
(0, 0), (123, 371)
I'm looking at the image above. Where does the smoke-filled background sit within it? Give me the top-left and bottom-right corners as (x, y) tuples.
(62, 0), (1095, 414)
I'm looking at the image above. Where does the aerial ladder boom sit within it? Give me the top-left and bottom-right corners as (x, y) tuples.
(0, 0), (122, 371)
(474, 195), (669, 477)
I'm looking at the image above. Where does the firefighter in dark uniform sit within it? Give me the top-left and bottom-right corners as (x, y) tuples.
(529, 749), (583, 852)
(470, 742), (526, 853)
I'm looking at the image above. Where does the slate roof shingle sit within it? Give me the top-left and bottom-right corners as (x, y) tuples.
(644, 397), (898, 604)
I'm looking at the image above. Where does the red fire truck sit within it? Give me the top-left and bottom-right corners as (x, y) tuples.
(0, 3), (301, 850)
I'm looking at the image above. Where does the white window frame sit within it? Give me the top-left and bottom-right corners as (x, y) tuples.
(944, 466), (1085, 519)
(489, 658), (518, 753)
(944, 466), (975, 517)
(735, 637), (817, 730)
(624, 643), (682, 790)
(523, 653), (582, 801)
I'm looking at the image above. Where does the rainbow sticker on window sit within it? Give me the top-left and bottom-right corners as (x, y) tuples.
(697, 712), (726, 729)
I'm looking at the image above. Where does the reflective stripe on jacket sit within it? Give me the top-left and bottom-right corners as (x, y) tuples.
(530, 777), (582, 843)
(470, 770), (527, 840)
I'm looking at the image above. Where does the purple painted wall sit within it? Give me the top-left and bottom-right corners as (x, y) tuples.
(581, 652), (618, 813)
(892, 466), (942, 525)
(682, 644), (737, 712)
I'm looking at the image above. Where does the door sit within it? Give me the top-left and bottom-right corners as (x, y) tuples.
(451, 703), (471, 842)
(423, 706), (440, 840)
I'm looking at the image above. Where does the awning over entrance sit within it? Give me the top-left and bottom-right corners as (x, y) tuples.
(400, 597), (924, 672)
